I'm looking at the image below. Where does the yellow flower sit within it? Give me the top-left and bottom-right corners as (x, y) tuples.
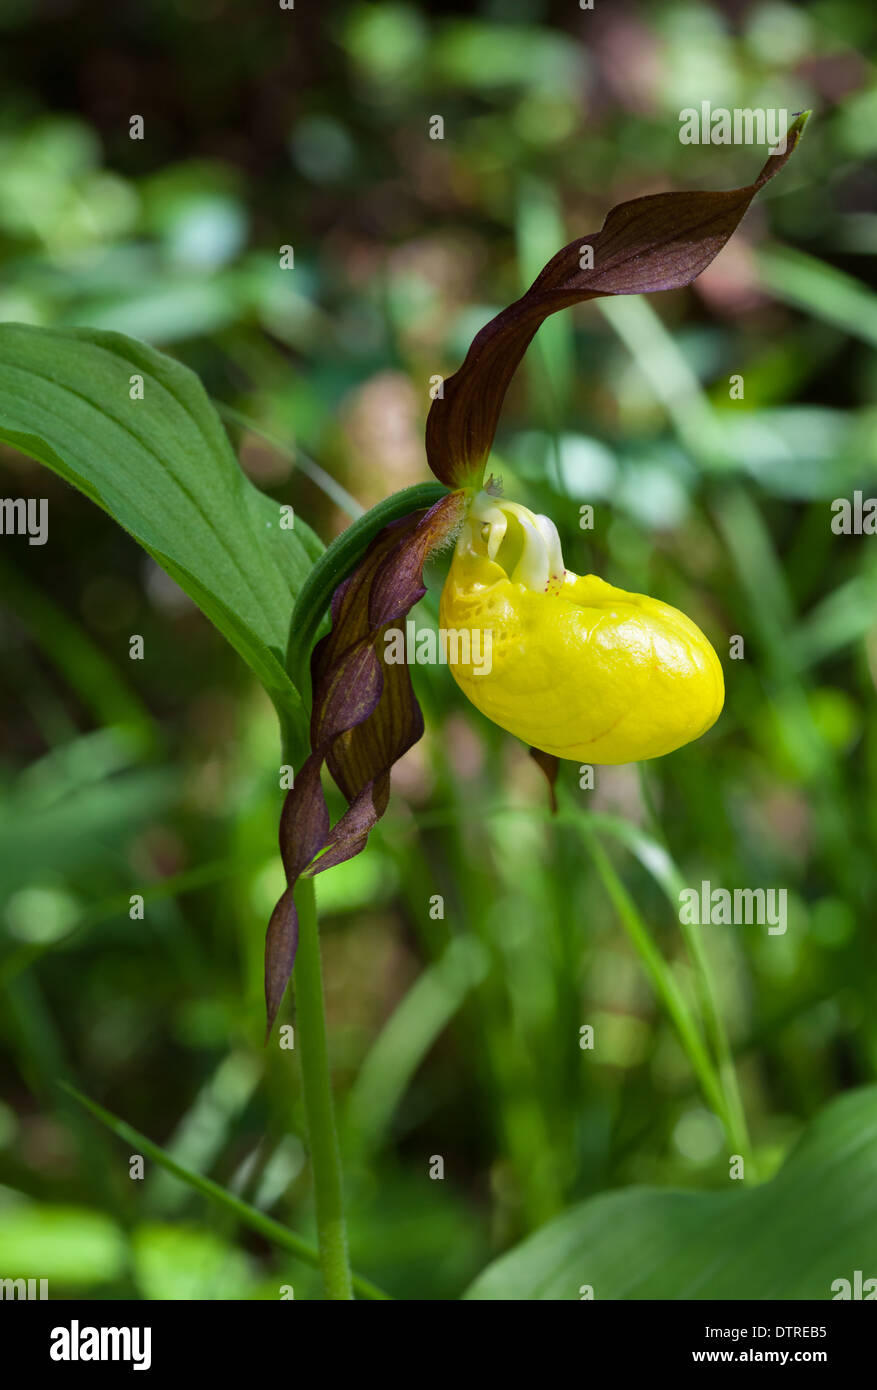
(439, 491), (724, 764)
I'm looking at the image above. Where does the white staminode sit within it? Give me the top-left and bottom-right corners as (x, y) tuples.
(462, 490), (566, 592)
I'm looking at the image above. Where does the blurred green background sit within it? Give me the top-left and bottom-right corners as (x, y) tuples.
(1, 0), (876, 1299)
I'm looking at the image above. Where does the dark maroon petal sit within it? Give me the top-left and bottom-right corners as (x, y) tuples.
(264, 754), (330, 1037)
(312, 639), (384, 750)
(305, 776), (392, 877)
(264, 887), (299, 1043)
(326, 658), (424, 804)
(426, 112), (809, 488)
(264, 489), (466, 1033)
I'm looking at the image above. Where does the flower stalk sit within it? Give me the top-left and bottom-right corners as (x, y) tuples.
(292, 875), (354, 1300)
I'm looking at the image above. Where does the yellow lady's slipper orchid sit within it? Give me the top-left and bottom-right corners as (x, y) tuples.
(440, 491), (724, 764)
(266, 123), (809, 1027)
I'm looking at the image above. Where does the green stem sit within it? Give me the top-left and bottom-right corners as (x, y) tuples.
(294, 875), (353, 1300)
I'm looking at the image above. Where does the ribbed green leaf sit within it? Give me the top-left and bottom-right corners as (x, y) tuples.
(0, 324), (321, 746)
(465, 1086), (877, 1299)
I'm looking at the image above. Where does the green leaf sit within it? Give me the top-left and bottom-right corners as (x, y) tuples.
(0, 1202), (126, 1288)
(464, 1086), (877, 1299)
(757, 244), (877, 349)
(131, 1223), (257, 1301)
(0, 323), (322, 750)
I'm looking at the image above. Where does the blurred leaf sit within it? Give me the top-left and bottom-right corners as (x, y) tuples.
(132, 1223), (256, 1301)
(142, 162), (248, 270)
(144, 1052), (261, 1215)
(434, 20), (581, 93)
(0, 324), (322, 753)
(0, 768), (175, 899)
(347, 1169), (487, 1300)
(789, 571), (877, 670)
(0, 1202), (126, 1287)
(216, 403), (364, 520)
(344, 3), (427, 83)
(0, 553), (155, 744)
(465, 1085), (877, 1298)
(346, 936), (489, 1154)
(718, 406), (875, 499)
(515, 178), (575, 458)
(757, 246), (877, 349)
(61, 278), (241, 342)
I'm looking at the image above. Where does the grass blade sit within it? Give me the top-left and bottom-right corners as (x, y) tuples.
(60, 1082), (391, 1300)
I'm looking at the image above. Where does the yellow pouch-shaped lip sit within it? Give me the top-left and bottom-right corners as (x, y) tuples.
(439, 492), (724, 764)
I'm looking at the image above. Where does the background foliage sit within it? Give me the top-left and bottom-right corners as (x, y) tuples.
(0, 0), (876, 1299)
